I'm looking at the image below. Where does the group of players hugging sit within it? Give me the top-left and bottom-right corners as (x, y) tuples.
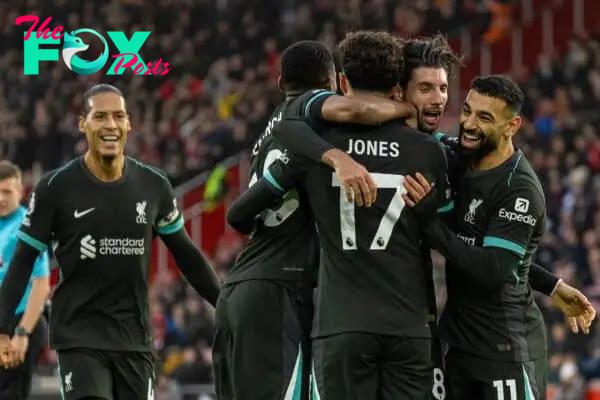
(0, 28), (595, 400)
(213, 31), (597, 400)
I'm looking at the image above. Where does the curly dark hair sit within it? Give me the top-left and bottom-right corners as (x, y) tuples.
(400, 34), (462, 88)
(337, 31), (404, 92)
(470, 75), (525, 114)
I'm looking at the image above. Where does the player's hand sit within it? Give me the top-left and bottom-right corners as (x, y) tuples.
(402, 173), (434, 207)
(332, 152), (377, 207)
(552, 281), (596, 334)
(2, 335), (28, 368)
(0, 334), (13, 368)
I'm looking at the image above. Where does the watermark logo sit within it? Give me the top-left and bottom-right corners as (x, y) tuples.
(16, 15), (171, 75)
(63, 29), (109, 75)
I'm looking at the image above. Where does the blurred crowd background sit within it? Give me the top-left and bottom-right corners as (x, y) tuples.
(1, 0), (600, 399)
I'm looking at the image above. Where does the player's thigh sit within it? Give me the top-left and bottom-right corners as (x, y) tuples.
(110, 351), (155, 400)
(311, 332), (379, 400)
(225, 280), (295, 399)
(57, 349), (113, 400)
(0, 362), (32, 400)
(444, 347), (479, 400)
(479, 358), (547, 400)
(281, 282), (314, 400)
(379, 336), (432, 400)
(213, 284), (236, 400)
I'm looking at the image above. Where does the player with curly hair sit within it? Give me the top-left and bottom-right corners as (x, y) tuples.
(227, 31), (451, 400)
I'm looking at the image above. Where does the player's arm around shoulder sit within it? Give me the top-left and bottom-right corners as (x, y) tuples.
(227, 152), (300, 234)
(316, 92), (416, 125)
(151, 170), (221, 307)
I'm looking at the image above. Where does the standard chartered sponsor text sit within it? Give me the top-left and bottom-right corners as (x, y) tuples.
(80, 234), (145, 259)
(99, 237), (145, 256)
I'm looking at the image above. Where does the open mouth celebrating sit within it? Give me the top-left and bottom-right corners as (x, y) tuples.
(422, 109), (442, 127)
(460, 130), (484, 149)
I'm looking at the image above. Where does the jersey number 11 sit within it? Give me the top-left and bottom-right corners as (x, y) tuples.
(332, 172), (406, 251)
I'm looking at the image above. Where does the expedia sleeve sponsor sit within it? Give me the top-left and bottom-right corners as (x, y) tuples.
(482, 183), (546, 259)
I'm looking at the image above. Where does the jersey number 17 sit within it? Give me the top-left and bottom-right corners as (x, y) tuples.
(332, 172), (407, 251)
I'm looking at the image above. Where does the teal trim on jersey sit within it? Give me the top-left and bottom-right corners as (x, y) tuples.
(522, 364), (535, 400)
(158, 215), (184, 235)
(482, 236), (526, 257)
(310, 363), (322, 400)
(264, 169), (284, 192)
(304, 90), (336, 116)
(17, 231), (47, 252)
(434, 132), (445, 141)
(128, 157), (170, 182)
(57, 356), (65, 400)
(437, 200), (454, 213)
(284, 348), (303, 400)
(48, 158), (78, 186)
(507, 152), (523, 186)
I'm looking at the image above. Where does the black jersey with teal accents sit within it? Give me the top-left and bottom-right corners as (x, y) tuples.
(226, 89), (335, 284)
(264, 120), (451, 338)
(18, 157), (184, 352)
(439, 150), (547, 362)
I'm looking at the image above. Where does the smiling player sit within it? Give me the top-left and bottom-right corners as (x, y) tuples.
(0, 84), (221, 400)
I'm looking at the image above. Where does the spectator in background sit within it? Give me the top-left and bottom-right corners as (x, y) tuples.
(4, 0), (600, 398)
(554, 358), (586, 400)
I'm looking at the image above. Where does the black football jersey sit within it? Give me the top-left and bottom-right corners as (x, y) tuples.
(267, 120), (451, 337)
(226, 90), (336, 284)
(19, 157), (183, 351)
(439, 150), (547, 362)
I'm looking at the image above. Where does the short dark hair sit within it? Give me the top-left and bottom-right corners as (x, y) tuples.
(337, 31), (404, 92)
(400, 34), (462, 87)
(0, 161), (22, 182)
(82, 84), (124, 116)
(280, 41), (334, 91)
(470, 75), (524, 114)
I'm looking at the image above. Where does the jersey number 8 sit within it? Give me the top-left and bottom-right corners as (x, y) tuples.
(332, 172), (407, 251)
(249, 149), (300, 227)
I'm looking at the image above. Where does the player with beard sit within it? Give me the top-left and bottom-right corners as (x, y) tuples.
(0, 84), (221, 400)
(260, 36), (594, 400)
(229, 31), (453, 400)
(214, 40), (417, 400)
(399, 36), (593, 400)
(402, 75), (596, 399)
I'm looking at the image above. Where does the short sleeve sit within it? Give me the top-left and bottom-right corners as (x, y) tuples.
(31, 251), (50, 278)
(482, 181), (545, 258)
(155, 179), (184, 236)
(304, 90), (337, 119)
(18, 175), (55, 253)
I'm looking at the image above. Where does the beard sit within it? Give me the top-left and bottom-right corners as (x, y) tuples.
(458, 125), (498, 162)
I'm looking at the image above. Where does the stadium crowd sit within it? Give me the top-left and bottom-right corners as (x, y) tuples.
(1, 0), (598, 398)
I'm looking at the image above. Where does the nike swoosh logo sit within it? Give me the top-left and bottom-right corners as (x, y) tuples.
(74, 208), (95, 218)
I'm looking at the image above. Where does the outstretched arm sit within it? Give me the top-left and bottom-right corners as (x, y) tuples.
(155, 180), (220, 307)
